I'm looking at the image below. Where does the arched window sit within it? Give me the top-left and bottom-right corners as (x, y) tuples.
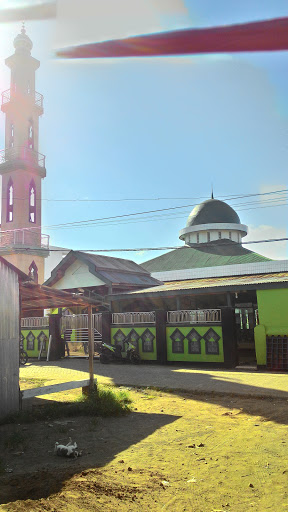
(196, 233), (199, 244)
(29, 180), (36, 223)
(218, 232), (222, 239)
(10, 124), (14, 148)
(6, 178), (13, 222)
(207, 232), (210, 243)
(28, 119), (34, 149)
(29, 261), (38, 283)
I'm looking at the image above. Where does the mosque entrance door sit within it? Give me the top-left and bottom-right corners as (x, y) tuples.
(235, 303), (257, 365)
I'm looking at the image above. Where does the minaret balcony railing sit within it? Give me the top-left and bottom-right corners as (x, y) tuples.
(1, 88), (44, 109)
(0, 228), (49, 250)
(0, 146), (46, 168)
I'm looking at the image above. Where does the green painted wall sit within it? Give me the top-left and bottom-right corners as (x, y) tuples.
(255, 289), (288, 366)
(111, 327), (157, 361)
(166, 325), (224, 362)
(22, 329), (49, 357)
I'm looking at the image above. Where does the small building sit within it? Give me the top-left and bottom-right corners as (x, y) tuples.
(0, 255), (102, 420)
(44, 250), (161, 304)
(0, 257), (28, 418)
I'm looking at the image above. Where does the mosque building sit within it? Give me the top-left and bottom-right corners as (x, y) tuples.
(142, 195), (270, 278)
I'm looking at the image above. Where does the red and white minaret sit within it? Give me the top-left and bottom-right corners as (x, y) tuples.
(0, 25), (49, 283)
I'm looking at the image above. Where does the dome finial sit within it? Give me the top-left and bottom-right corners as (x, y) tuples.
(14, 23), (33, 54)
(211, 184), (214, 200)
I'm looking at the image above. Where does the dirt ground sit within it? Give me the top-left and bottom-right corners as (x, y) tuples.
(1, 386), (288, 512)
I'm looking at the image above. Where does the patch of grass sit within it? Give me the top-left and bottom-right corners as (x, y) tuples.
(1, 384), (132, 425)
(20, 378), (49, 389)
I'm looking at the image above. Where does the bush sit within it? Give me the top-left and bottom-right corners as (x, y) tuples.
(1, 384), (132, 425)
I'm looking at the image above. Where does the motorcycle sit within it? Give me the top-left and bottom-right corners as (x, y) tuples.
(99, 339), (141, 364)
(19, 338), (28, 365)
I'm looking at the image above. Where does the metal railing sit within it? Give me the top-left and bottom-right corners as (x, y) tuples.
(2, 88), (44, 109)
(21, 316), (49, 328)
(0, 146), (46, 168)
(167, 309), (221, 324)
(0, 228), (49, 249)
(61, 313), (102, 334)
(112, 311), (155, 325)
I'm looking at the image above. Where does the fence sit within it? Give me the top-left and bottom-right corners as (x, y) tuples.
(167, 309), (221, 324)
(266, 335), (288, 371)
(112, 312), (155, 325)
(21, 317), (49, 328)
(0, 228), (49, 250)
(61, 313), (102, 333)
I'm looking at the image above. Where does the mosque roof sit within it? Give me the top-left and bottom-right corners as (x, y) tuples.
(142, 240), (271, 273)
(186, 198), (240, 227)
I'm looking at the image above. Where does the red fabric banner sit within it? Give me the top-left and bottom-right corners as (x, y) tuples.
(57, 17), (288, 59)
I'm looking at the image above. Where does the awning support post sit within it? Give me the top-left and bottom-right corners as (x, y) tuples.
(88, 305), (94, 389)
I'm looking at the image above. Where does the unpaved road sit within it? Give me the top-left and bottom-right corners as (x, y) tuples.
(1, 387), (288, 511)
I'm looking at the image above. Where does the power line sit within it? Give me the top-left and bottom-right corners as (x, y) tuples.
(3, 189), (287, 233)
(42, 194), (288, 231)
(44, 198), (288, 231)
(43, 201), (288, 232)
(5, 188), (288, 202)
(10, 237), (288, 252)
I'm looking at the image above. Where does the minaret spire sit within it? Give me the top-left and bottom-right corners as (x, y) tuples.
(0, 29), (49, 283)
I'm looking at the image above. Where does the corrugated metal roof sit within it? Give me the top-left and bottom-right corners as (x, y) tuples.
(44, 250), (160, 288)
(81, 252), (148, 273)
(142, 241), (270, 273)
(110, 272), (288, 300)
(99, 270), (160, 286)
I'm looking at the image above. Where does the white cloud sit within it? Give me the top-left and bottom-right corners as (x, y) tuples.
(55, 0), (190, 47)
(245, 224), (288, 261)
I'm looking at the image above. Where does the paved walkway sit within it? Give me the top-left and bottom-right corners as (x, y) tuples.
(20, 359), (288, 399)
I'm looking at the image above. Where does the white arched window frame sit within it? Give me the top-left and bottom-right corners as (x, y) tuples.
(7, 178), (14, 222)
(29, 260), (38, 283)
(29, 180), (36, 223)
(10, 124), (14, 148)
(28, 119), (34, 149)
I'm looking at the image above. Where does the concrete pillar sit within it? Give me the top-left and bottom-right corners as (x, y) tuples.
(155, 310), (167, 364)
(221, 307), (237, 368)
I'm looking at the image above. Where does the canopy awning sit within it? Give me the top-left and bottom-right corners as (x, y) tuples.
(20, 281), (101, 311)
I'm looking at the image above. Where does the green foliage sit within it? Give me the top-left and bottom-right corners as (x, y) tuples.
(76, 384), (132, 417)
(1, 385), (132, 425)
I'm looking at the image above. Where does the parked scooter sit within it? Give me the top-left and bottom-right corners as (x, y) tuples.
(99, 339), (141, 364)
(19, 338), (28, 365)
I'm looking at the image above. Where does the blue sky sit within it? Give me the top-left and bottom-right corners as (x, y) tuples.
(0, 0), (287, 262)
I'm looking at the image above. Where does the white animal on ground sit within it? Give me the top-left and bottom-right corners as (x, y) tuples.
(54, 437), (82, 458)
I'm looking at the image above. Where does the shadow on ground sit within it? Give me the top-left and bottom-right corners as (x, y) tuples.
(27, 359), (288, 425)
(0, 410), (180, 505)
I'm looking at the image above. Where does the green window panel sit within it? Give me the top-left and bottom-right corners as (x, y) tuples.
(22, 328), (49, 357)
(166, 325), (224, 363)
(111, 327), (157, 361)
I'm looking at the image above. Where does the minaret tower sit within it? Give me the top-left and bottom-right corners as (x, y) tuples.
(0, 25), (49, 283)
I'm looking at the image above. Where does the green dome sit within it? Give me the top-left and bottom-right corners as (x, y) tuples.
(187, 199), (240, 227)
